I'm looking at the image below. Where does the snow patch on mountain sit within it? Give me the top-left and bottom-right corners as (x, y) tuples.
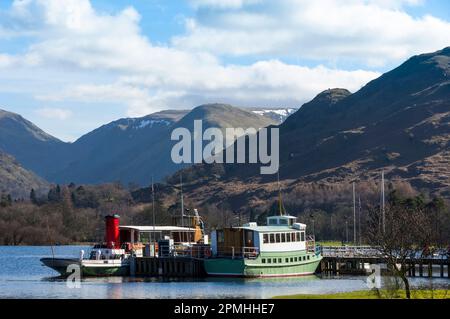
(135, 119), (171, 129)
(252, 108), (297, 123)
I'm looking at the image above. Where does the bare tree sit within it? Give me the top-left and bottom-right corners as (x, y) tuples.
(366, 202), (433, 299)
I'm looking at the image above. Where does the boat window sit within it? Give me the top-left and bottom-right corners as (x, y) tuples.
(273, 258), (277, 264)
(294, 257), (298, 262)
(279, 219), (288, 225)
(286, 233), (291, 242)
(307, 255), (310, 260)
(296, 232), (300, 242)
(263, 234), (269, 244)
(269, 219), (277, 225)
(269, 234), (275, 243)
(275, 233), (281, 243)
(301, 232), (305, 242)
(303, 256), (306, 261)
(217, 231), (224, 243)
(290, 257), (294, 262)
(278, 258), (282, 263)
(281, 233), (286, 242)
(291, 233), (295, 242)
(262, 259), (266, 264)
(268, 259), (272, 264)
(285, 258), (289, 263)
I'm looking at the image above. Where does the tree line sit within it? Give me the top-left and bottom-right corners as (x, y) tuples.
(0, 180), (448, 246)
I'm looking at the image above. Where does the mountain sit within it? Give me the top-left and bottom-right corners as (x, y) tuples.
(161, 47), (450, 211)
(278, 47), (450, 185)
(113, 104), (277, 185)
(0, 103), (281, 186)
(0, 151), (49, 198)
(46, 110), (189, 184)
(0, 109), (67, 178)
(45, 104), (276, 185)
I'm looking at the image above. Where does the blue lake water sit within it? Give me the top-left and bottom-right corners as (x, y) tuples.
(0, 246), (448, 299)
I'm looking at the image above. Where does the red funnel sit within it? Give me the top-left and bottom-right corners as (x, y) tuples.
(105, 215), (120, 249)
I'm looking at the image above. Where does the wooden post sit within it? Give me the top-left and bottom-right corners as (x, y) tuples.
(412, 263), (416, 277)
(130, 256), (136, 276)
(428, 262), (432, 278)
(440, 263), (444, 278)
(419, 262), (423, 277)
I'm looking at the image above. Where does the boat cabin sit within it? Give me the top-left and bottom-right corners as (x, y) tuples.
(119, 225), (198, 245)
(210, 215), (310, 258)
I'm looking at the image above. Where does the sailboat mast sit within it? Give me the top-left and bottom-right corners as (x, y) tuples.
(278, 171), (283, 216)
(358, 195), (362, 246)
(180, 174), (184, 227)
(151, 176), (155, 243)
(381, 170), (386, 234)
(353, 181), (356, 244)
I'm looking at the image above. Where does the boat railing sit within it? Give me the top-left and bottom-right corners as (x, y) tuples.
(215, 246), (260, 259)
(172, 244), (212, 258)
(306, 235), (316, 253)
(321, 246), (382, 258)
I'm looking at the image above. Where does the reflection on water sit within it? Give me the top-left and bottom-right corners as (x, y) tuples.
(0, 246), (448, 299)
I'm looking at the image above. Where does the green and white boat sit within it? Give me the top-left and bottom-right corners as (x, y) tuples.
(204, 215), (322, 278)
(41, 247), (130, 277)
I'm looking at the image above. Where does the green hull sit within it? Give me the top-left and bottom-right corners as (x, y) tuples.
(41, 258), (129, 277)
(204, 251), (322, 278)
(81, 265), (129, 277)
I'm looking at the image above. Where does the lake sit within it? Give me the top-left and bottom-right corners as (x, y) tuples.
(0, 246), (448, 299)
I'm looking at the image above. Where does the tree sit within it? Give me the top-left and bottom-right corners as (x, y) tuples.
(366, 200), (434, 299)
(0, 193), (12, 207)
(30, 189), (38, 205)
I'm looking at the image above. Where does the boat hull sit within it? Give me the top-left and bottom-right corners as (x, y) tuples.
(41, 258), (80, 276)
(204, 251), (322, 278)
(41, 258), (129, 277)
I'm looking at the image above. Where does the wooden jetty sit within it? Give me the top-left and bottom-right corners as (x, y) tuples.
(131, 256), (206, 277)
(319, 246), (450, 278)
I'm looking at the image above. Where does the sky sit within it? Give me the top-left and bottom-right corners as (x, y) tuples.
(0, 0), (449, 141)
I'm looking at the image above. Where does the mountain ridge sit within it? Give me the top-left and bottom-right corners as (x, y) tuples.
(161, 47), (450, 212)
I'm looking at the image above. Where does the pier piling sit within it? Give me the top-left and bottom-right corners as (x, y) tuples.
(133, 257), (205, 278)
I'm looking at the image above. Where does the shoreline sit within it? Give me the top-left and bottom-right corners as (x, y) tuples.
(0, 243), (94, 247)
(273, 289), (450, 299)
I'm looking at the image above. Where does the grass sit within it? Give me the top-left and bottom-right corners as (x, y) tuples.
(273, 289), (450, 299)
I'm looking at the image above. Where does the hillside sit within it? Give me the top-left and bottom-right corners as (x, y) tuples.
(0, 109), (67, 178)
(161, 47), (450, 212)
(0, 104), (283, 186)
(107, 104), (277, 185)
(0, 151), (49, 198)
(46, 110), (189, 184)
(44, 104), (276, 185)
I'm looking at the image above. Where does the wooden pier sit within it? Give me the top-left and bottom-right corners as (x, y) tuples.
(319, 246), (450, 278)
(131, 257), (206, 277)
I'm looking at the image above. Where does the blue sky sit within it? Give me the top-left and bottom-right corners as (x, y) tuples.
(0, 0), (449, 141)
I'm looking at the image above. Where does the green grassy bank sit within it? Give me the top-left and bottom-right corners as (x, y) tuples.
(273, 289), (450, 299)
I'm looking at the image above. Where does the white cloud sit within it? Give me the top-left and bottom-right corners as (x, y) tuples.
(0, 0), (383, 121)
(188, 0), (262, 9)
(3, 0), (448, 136)
(174, 0), (450, 66)
(36, 107), (73, 120)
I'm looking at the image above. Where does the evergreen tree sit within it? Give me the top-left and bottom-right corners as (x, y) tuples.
(30, 189), (38, 205)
